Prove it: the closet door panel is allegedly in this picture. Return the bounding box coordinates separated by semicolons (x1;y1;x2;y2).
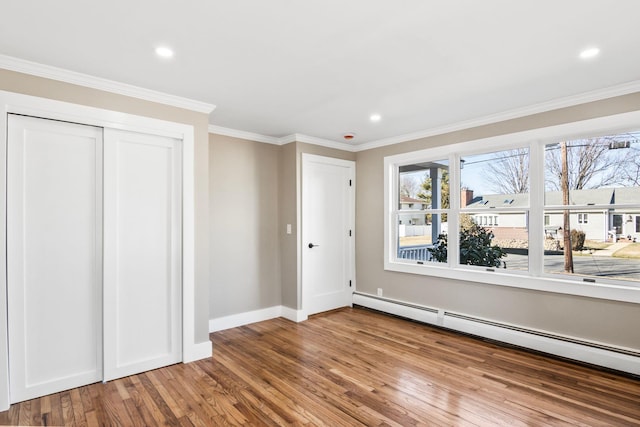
103;129;182;381
7;115;103;403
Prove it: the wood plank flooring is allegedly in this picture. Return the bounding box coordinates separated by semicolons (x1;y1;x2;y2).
1;307;639;426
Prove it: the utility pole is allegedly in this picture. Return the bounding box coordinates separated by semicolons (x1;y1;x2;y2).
561;141;574;273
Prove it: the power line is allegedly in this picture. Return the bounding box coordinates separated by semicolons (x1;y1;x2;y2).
463;138;640;167
463;150;529;167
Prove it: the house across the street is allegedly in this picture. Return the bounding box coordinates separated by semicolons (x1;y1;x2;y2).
399;196;427;225
463;187;640;242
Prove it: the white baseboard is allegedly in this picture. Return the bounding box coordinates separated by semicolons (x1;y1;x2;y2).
209;305;306;332
281;306;308;322
352;293;440;325
353;292;640;376
183;340;213;363
209;306;282;332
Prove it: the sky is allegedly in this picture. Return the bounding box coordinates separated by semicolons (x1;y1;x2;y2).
401;153;497;198
401;132;640;199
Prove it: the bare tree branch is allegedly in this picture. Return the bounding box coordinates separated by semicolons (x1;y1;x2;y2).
400;175;420;198
545;138;626;190
620;148;640;185
484;148;529;194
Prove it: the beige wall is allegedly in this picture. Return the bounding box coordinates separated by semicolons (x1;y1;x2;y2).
355;91;640;349
0;69;211;344
210;139;355;316
278;142;298;309
209;134;281;317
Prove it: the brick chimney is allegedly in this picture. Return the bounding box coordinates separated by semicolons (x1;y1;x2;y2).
461;187;474;208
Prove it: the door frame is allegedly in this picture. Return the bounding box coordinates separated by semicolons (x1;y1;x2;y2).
301;153;356;317
0;90;204;410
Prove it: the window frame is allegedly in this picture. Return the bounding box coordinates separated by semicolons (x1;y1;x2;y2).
578;213;588;224
384;110;640;304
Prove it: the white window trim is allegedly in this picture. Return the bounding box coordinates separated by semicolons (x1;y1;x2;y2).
384;109;640;305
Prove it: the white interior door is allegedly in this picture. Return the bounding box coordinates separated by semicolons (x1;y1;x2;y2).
103;129;182;381
7;115;103;403
302;154;355;316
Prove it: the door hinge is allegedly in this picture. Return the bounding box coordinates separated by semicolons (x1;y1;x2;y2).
349;280;352;287
349;229;352;237
349;179;352;187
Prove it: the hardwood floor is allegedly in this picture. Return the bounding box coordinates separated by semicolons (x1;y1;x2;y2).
1;306;639;426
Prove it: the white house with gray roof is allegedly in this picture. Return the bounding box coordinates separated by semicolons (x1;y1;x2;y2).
398;196;427;226
463;187;640;242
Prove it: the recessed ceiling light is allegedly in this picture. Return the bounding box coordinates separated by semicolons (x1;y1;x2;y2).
579;47;600;60
370;113;381;122
155;46;174;59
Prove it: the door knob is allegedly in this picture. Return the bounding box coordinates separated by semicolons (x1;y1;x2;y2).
308;243;319;248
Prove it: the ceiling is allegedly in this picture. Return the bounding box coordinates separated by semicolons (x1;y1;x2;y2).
2;1;640;146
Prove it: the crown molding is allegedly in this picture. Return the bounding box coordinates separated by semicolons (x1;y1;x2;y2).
208;125;281;144
208;126;356;152
354;79;640;152
0;54;216;114
292;133;356;152
277;134;297;145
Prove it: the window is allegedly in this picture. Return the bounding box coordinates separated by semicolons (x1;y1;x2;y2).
396;161;449;263
384;112;640;301
456;148;530;272
543;137;640;283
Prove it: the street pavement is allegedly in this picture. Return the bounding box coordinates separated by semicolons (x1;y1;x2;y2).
503;252;640;281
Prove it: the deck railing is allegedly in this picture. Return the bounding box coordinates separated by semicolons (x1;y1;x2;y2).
398;244;433;261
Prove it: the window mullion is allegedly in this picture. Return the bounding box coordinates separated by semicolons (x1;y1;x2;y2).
448;153;461;267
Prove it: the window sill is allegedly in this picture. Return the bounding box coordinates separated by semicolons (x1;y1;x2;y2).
384;260;640;304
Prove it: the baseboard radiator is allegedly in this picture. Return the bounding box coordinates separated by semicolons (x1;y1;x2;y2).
352;292;640;376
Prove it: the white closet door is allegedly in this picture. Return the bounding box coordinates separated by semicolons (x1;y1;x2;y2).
103;129;182;381
7;115;103;403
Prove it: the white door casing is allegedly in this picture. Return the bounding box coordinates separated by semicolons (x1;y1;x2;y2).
7;115;103;403
301;154;355;316
103;129;182;381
